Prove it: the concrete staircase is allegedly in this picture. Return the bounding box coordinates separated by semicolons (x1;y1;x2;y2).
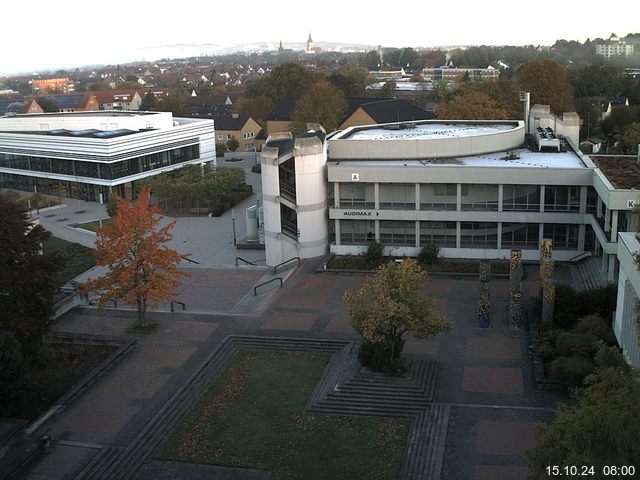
74;336;448;480
570;256;608;291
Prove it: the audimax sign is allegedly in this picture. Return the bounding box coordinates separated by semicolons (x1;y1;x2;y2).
341;210;379;217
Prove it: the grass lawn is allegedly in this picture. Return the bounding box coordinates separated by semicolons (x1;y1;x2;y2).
43;236;96;285
157;350;410;480
72;217;111;232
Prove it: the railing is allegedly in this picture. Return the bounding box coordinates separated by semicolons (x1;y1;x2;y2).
170;300;186;312
273;257;301;274
235;257;256;266
254;277;283;296
181;255;200;264
569;251;592;263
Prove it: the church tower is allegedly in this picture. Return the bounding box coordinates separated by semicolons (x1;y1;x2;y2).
306;32;314;53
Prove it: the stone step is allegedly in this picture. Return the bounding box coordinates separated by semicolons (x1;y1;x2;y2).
307;403;419;418
325;392;429;409
422;405;451;480
74;446;122;480
332;385;428;398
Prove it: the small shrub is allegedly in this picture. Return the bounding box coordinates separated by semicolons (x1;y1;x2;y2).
572;314;616;345
594;342;628;370
553;284;580;328
417;244;439;266
251;163;262;173
358;340;407;376
554;331;596;357
549;354;594;387
366;242;384;269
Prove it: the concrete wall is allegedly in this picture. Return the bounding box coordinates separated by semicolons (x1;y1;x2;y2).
615;232;640;368
330;121;525;159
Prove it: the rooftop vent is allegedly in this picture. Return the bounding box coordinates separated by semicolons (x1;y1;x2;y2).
504;150;520;160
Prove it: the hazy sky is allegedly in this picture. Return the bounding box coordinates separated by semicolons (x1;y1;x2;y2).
1;0;637;76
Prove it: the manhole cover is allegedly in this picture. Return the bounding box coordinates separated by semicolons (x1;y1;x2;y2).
56;217;69;222
73;210;87;214
44;214;56;218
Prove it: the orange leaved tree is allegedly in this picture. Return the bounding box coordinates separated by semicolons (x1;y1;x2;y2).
83;187;189;327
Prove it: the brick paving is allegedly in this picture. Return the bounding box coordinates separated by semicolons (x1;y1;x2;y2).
20;260;572;480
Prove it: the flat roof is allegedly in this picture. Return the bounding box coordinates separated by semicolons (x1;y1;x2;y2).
591;155;640;189
331;147;587;169
14;111;158;118
342;122;518;141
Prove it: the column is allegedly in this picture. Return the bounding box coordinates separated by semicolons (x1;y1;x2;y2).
456;183;462;211
579;185;588;214
604;207;611;232
578;224;586;251
415;183;420;211
374;183;380;209
611;210;619;240
497;223;503;251
334;183;340;208
498;184;504;212
539;185;545;213
335;219;341;246
597;196;603;219
456;221;461;249
415;221;420;248
375;220;380;242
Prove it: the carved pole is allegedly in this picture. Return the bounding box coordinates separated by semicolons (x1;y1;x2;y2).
542;278;556;325
509;249;523;329
539;238;554;290
478;261;491;328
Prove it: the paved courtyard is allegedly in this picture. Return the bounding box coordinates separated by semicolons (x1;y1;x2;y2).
10;182;571;480
19;258;570;480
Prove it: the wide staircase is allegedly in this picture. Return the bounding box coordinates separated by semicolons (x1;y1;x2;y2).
570;255;608;291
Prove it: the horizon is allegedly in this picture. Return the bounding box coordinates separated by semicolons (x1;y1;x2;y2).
1;0;638;77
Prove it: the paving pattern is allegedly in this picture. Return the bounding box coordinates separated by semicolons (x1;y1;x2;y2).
20;260;572;480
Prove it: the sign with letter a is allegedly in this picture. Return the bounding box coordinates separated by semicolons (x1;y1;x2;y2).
351;173;359;181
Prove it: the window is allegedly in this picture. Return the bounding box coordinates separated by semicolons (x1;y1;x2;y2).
339;183;374;208
420;221;456;247
217;134;223;140
379;183;415;209
544;186;580;212
340;220;374;245
501;223;539;248
502;185;540;211
460;222;498;248
379;221;415;246
461;185;498;211
543;224;578;249
421;184;456;210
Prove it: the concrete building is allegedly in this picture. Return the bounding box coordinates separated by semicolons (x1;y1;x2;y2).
419;66;500;82
0;111;215;202
596;34;634;60
259;103;640;290
613;232;640;368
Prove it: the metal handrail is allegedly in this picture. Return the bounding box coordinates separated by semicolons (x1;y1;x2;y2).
273;256;300;274
170;300;186;312
253;277;283;296
569;251;592;263
181;255;200;264
235;257;256;266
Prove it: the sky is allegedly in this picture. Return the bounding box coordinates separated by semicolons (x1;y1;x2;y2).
1;0;638;76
